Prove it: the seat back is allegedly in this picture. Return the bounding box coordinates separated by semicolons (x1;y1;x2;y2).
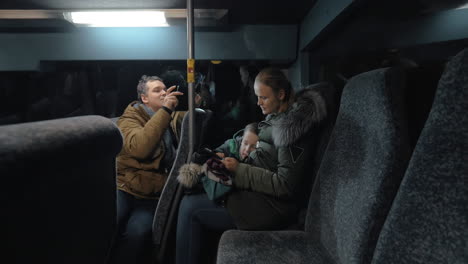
1;115;122;264
287;82;343;227
306;67;411;263
110;116;120;124
371;48;468;263
306;82;343;192
199;109;214;150
152;108;212;259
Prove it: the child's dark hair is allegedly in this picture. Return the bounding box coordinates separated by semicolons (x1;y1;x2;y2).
244;123;259;135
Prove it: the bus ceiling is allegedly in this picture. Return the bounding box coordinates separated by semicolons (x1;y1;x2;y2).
0;0;467;71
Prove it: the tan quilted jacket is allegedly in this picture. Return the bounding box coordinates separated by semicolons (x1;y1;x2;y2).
116;101;185;199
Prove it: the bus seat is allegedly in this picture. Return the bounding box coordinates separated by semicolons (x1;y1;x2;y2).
371;48;468;263
51;72;84;118
0;113;22;125
152;108;213;263
26;98;53;122
286;82;343;229
217;67;411;264
305;82;343;180
1;115;123;264
110;116;120;124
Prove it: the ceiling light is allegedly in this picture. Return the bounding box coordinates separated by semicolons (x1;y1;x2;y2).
64;11;168;27
456;3;468;9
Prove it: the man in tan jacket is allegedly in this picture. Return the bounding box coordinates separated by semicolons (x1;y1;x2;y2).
109;75;184;264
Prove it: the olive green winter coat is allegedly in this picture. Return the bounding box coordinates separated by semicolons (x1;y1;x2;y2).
226;88;327;230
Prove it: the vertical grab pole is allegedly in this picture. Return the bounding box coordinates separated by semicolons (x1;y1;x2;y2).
186;0;195;160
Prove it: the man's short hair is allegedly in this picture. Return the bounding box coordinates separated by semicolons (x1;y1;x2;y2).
137;75;163;102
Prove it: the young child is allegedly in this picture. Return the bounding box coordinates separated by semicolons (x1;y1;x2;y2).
215;123;259;161
178;122;274;190
215;122;277;172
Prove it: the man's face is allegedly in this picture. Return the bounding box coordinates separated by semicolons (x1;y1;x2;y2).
239;131;259;160
254;81;284;115
141;80;167;112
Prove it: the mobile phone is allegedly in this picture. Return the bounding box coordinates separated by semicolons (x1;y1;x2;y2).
202;148;222;159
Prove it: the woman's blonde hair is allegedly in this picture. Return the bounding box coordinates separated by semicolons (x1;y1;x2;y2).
255;68;292;102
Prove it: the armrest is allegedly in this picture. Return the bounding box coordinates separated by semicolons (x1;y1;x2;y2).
217;230;332;264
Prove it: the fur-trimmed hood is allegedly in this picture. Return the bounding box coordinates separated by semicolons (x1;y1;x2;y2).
177;163;203;188
271;88;327;147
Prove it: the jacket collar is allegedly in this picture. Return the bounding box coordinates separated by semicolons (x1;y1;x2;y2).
133;102;155;117
270;88;327;147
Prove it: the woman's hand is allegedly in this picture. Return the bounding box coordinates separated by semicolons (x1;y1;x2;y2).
222;157;239;172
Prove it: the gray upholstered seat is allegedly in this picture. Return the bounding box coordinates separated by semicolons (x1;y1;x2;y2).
217;67;411;264
1;115;123;264
371;48;468;264
152;108;212;263
288;82;343;228
110;116;120;124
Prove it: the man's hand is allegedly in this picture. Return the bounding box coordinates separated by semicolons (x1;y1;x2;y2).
222;157;239;172
216;152;225;159
195;93;202;107
163;86;184;111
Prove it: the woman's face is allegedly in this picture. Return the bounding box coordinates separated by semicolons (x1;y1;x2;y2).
254;81;284;115
239;131;259;160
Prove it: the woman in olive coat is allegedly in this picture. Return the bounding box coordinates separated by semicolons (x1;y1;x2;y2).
176;68;327;264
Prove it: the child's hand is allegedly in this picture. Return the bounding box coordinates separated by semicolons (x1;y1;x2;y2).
216;152;225;159
222;157;239;172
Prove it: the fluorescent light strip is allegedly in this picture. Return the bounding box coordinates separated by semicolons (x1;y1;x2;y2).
67;11;168;27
